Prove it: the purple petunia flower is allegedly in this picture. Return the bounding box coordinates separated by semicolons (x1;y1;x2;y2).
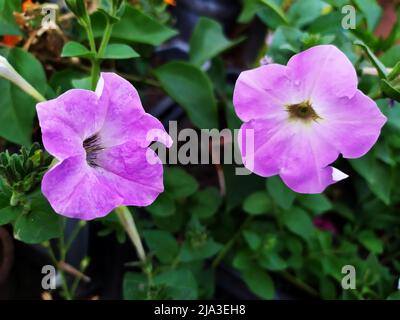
233;45;387;193
37;73;172;220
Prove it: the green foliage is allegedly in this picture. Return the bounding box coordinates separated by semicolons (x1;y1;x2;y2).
0;48;47;145
243;191;272;215
266;176;296;210
189;17;243;66
62;41;94;59
0;143;52;196
0;190;63;243
103;44;140;59
0;0;399;301
0;0;21;36
90;5;177;46
155;62;218;129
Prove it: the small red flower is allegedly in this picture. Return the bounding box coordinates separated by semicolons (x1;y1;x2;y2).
1;35;22;47
164;0;176;6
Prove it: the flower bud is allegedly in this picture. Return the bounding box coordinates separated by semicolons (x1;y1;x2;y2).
0;55;46;102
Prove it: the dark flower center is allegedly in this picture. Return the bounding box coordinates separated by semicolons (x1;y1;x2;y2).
286;100;321;122
83;134;104;167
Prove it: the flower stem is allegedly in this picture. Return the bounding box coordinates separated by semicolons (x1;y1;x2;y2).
85;22;97;54
46;240;72;300
115;206;146;262
90;59;100;91
97;20;113;59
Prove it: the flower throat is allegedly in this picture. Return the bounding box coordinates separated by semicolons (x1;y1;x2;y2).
286;100;321;122
83;134;104;167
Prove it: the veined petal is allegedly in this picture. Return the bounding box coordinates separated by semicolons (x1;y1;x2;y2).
281;165;348;194
239;119;292;177
287;45;358;104
96;72;172;148
315;90;387;158
97;141;165;207
278;126;345;193
41;155;123;220
36;89;105;160
233;64;291;122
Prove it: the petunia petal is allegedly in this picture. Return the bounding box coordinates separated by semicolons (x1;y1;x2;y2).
278;126;346;193
240;117;348;193
281;165;348;194
36;89;105;160
233;64;291;122
96;141;165;207
96;72;172;148
41;155;123;220
314;90;387;158
287;45;358;104
239;119;292;177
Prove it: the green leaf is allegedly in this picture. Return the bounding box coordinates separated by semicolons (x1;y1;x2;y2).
350;154;392;205
297;194;332;214
0;206;19;225
191;187;222;219
387;61;400;81
71;76;91;90
65;0;89;23
354;40;388;79
353;0;382;32
154;269;198;300
381;45;400;67
155;62;218;129
242;265;275;299
232;250;255;270
387;291;400;300
238;0;259;23
259;0;289;24
179;239;223;262
90;5;177;46
189;17;243;66
259;252;288;271
50;69;87;94
143;230;179;264
145;192;176;217
97;8;120;24
319;277;337;299
164;167;199;199
357;230;384;254
61;41;93;58
123;272;148;300
243;191;272;215
0;0;21;36
13;193;63;244
223;164;265;212
282;207;314;241
288;0;325;27
0;48;46;145
266;176;296;210
381;79;400;102
103;43;140;59
243;230;262;251
269;26;304;64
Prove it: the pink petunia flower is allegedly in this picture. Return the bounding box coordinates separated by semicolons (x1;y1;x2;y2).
36;73;172;220
233;45;386;193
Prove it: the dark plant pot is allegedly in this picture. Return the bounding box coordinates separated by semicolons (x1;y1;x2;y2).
174;0;241;41
0;227;14;298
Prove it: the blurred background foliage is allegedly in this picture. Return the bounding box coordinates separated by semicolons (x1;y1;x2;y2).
0;0;400;300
